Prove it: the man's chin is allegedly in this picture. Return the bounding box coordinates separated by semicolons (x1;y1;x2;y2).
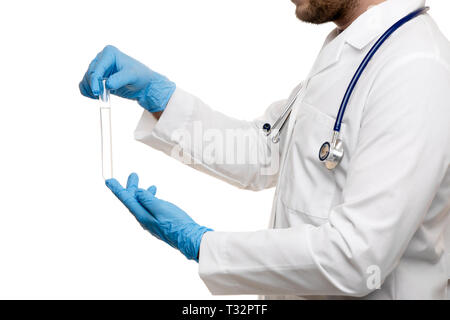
294;1;317;23
295;4;331;24
295;6;314;23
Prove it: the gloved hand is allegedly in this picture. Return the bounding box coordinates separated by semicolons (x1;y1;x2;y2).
106;173;212;261
79;45;176;112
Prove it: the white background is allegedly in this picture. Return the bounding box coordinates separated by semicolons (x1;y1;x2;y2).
0;0;448;299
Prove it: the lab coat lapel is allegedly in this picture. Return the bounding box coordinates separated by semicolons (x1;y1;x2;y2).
278;32;346;158
278;30;347;150
307;30;345;79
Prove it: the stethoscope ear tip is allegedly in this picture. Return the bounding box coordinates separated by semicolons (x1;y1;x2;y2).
262;123;271;135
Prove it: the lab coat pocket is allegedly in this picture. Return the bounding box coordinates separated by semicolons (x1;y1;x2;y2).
280;102;342;221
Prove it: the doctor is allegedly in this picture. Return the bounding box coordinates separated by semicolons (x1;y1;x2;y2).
80;0;450;299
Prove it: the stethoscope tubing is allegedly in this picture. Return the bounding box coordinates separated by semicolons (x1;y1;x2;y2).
264;83;304;136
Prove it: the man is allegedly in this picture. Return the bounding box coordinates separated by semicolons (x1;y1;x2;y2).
80;0;450;299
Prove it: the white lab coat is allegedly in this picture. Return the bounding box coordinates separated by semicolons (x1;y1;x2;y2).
134;0;450;299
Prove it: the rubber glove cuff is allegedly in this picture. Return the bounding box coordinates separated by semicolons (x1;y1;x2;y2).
179;226;213;262
138;77;176;113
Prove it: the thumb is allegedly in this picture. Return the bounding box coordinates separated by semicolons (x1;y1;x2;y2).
106;69;137;91
147;185;157;196
136;189;158;213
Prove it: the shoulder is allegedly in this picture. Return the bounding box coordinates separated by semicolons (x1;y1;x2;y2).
374;14;450;74
362;16;450;133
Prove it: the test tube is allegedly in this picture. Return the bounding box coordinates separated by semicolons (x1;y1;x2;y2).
99;79;113;180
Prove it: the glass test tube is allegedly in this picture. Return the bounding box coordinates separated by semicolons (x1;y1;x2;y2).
99;79;113;180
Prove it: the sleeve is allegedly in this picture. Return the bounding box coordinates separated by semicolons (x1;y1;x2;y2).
134;87;295;191
198;57;450;296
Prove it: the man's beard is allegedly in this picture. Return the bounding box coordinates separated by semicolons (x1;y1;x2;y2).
295;0;359;24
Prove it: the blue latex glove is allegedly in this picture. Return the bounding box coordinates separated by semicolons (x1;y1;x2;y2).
105;173;212;261
79;45;176;112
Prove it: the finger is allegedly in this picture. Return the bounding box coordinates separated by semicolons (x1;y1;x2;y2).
84;52;102;95
90;46;117;95
106;69;137;91
89;73;104;97
147;185;157;196
105;178;125;196
79;73;96;99
126;172;139;193
89;74;101;97
106;178;137;208
106;179;155;225
81;49;104;97
86;52;101;75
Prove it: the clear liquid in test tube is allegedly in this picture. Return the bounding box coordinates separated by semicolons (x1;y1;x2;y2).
99;79;113;180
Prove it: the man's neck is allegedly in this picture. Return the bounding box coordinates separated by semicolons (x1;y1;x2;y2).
335;0;386;30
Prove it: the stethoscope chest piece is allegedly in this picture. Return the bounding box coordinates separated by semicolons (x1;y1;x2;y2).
319;142;331;161
319;131;344;170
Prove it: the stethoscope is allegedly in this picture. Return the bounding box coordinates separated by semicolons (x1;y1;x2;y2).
262;6;429;170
